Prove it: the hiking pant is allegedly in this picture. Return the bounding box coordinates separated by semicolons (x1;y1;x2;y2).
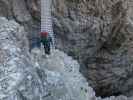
43;43;50;55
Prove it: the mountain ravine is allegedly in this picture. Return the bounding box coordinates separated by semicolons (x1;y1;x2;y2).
0;0;133;99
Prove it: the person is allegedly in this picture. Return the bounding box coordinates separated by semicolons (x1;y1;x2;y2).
40;32;52;55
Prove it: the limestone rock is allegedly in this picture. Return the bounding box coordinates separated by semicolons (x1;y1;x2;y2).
0;17;91;100
0;0;133;99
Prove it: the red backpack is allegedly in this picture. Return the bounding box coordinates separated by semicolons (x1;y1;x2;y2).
40;32;48;37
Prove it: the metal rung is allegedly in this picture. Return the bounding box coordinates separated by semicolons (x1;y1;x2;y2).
41;0;55;48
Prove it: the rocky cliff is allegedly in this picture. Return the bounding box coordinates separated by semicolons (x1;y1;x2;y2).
53;0;133;97
0;17;91;100
0;0;133;99
1;16;133;100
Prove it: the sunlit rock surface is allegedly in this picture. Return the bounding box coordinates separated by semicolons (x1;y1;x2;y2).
0;0;133;97
0;17;133;100
0;17;90;100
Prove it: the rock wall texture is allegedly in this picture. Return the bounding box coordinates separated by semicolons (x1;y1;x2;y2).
0;0;133;99
0;17;91;100
1;16;133;100
0;0;40;49
52;0;133;97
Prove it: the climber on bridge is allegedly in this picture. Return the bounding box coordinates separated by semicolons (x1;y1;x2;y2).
40;32;52;55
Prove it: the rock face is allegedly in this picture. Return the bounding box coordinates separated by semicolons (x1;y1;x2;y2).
0;17;29;99
0;0;133;98
0;0;40;49
1;16;133;100
0;17;92;100
52;0;133;97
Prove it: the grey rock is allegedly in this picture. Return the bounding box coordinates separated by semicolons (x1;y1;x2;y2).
52;0;133;97
12;0;32;22
0;17;91;100
0;0;133;99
